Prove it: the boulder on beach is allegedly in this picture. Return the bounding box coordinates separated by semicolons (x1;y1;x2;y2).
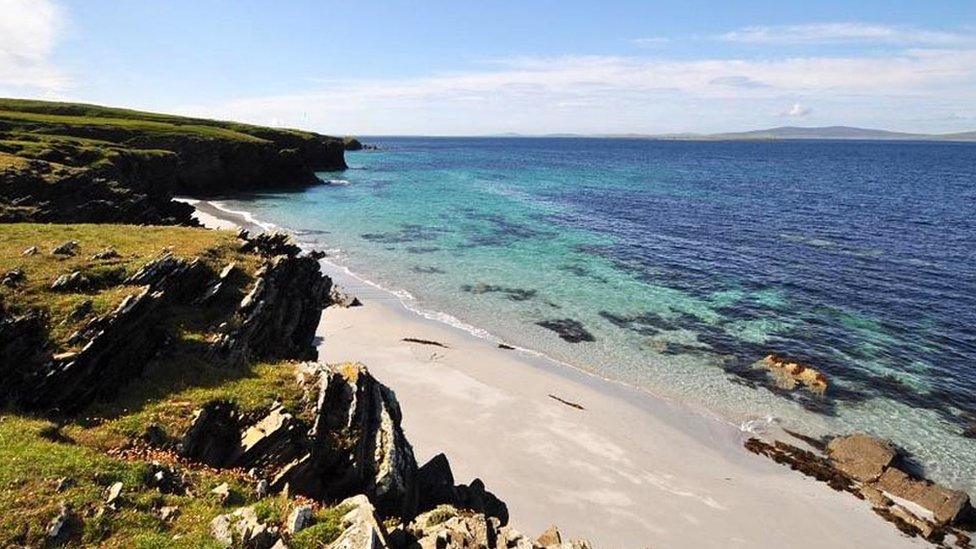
826;433;895;482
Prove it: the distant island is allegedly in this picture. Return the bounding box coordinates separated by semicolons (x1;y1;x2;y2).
494;126;976;142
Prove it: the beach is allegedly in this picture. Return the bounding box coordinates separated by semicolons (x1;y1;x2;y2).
190;199;927;548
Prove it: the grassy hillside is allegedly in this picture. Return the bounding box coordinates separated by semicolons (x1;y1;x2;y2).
0;99;347;225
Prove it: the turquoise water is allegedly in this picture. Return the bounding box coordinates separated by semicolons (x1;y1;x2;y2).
216;137;976;492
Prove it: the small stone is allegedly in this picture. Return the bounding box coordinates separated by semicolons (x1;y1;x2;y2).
91;248;120;260
159;506;179;522
255;479;269;499
47;502;72;544
211;482;232;505
52;240;80;256
105;482;123;507
51;271;90;292
1;268;25;287
55;477;75;492
286;504;313;534
22;245;39;256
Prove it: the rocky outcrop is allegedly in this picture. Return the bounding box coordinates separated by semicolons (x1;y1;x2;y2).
211;505;281;548
747;433;974;541
280;363;419;518
19;288;168;413
210;253;332;364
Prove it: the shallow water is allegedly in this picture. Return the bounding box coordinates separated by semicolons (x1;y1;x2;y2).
217;137;976;492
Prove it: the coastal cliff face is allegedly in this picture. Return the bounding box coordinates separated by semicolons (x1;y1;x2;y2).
0;99;347;225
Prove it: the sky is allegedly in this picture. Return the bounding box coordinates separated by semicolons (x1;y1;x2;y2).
1;0;975;135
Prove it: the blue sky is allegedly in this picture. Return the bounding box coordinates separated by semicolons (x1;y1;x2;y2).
2;0;975;135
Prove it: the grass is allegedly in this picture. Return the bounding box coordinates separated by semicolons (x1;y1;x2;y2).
0;98;319;144
0;223;260;348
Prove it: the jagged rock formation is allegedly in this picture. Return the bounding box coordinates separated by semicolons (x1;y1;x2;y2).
210;235;332;364
7;233;335;414
746;433;974;542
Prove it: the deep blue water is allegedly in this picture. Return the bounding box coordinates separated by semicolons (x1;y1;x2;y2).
218;137;976;490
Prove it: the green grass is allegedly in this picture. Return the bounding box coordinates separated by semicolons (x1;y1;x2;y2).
0;98;319;143
0;223;260;348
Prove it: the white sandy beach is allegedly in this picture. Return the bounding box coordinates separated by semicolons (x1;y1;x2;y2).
190;200;926;548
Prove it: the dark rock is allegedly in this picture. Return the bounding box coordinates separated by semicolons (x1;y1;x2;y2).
52;240;80;256
417;454;458;512
210;255;332;364
19;288;168;413
194;263;236;305
238;231;302;258
536;318;595;343
180;401;242;467
344;137;364;151
61;299;94;324
277;363;419;518
462;283;536;301
236;405;305;470
455;478;509;526
0;307;51;401
126;253;215;301
51;271;91;292
1;268;25;287
331;286;363;308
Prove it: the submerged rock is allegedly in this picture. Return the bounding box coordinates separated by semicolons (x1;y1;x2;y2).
536;318;595;343
759;354;828;395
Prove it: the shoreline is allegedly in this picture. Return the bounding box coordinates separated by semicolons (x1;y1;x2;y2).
187;198;926;548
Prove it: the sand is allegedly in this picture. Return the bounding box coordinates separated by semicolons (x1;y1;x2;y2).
192;199;926;548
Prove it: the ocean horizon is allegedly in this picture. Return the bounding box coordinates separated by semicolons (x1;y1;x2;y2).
213;136;976;494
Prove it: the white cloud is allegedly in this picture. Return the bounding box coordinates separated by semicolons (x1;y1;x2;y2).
0;0;68;94
717;23;974;46
175;48;976;134
783;103;811;117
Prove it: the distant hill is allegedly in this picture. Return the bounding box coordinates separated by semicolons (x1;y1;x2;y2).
667;126;976;142
488;126;976;141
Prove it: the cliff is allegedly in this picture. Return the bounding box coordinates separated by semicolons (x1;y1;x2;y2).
0;99;347;225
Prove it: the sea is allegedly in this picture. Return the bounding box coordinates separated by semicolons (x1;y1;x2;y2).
213;137;976;492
